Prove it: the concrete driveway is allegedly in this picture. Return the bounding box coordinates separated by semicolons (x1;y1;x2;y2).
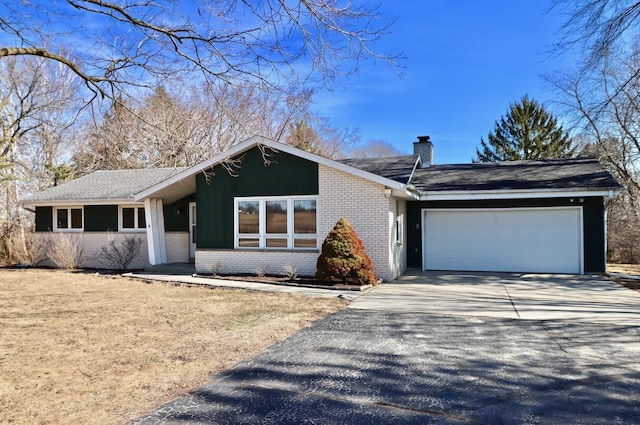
350;271;640;323
131;272;640;424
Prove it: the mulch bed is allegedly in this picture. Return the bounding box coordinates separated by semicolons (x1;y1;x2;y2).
202;273;374;291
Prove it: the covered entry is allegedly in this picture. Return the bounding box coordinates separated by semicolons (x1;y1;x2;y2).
422;207;583;274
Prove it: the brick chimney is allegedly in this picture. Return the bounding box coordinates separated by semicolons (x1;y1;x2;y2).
413;135;433;168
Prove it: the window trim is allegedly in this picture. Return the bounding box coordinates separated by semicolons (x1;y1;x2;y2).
118;205;147;232
395;200;403;246
53;206;84;232
395;216;403;245
234;195;318;250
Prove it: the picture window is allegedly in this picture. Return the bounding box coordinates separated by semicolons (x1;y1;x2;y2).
235;197;317;249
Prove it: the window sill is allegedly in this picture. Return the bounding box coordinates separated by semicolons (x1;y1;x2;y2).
232;247;320;254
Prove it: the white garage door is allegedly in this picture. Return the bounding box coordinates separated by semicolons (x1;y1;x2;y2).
423;207;583;274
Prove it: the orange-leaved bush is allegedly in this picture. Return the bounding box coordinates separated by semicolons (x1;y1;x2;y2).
316;218;377;286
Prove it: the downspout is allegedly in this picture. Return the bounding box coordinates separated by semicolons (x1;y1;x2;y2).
604;190;615;271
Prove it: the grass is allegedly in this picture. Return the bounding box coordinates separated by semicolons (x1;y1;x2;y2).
607;263;640;276
0;269;347;424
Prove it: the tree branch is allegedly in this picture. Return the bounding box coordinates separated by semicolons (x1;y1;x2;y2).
0;47;108;97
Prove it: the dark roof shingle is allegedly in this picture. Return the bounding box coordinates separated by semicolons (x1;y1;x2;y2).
338;155;419;185
409;158;621;192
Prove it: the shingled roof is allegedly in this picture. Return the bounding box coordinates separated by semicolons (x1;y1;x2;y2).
23;168;187;203
409;158;621;192
337;154;419;185
23;142;621;206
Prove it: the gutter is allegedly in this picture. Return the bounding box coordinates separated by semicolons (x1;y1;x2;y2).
21;198;142;207
418;188;620;201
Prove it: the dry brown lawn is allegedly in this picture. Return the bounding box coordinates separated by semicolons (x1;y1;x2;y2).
0;270;347;424
607;263;640;276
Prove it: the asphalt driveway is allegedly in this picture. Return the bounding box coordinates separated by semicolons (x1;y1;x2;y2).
131;273;640;424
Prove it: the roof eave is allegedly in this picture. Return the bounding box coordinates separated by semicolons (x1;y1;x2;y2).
418;188;620;201
391;186;420;200
21;198;141;207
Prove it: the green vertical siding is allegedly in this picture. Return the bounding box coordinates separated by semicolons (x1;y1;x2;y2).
197;147;319;248
406;203;422;268
582;198;605;273
163;194;195;232
35;206;53;232
407;197;607;273
84;205;118;231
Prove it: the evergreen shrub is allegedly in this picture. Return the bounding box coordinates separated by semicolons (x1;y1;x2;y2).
316;218;377;286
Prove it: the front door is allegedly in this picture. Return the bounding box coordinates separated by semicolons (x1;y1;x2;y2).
189;202;196;259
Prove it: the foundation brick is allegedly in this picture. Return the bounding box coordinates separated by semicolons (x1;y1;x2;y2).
196;249;318;276
165;232;189;263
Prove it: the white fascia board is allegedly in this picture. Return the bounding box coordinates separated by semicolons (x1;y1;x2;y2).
420;188;619;201
391;188;420;200
133;137;262;201
134;136;408;201
22;198;141;207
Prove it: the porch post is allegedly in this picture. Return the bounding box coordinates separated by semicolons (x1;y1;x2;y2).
144;198;167;265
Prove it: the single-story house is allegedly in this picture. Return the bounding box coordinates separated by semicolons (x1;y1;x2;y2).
22;136;621;280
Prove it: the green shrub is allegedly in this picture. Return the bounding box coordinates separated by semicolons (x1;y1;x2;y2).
316;218;377;285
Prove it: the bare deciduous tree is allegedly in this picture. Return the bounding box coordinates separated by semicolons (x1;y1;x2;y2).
554;0;640;111
552;1;640;262
348;139;403;158
1;58;82;189
0;0;399;100
0;57;83;263
552;52;640;201
551;47;640;262
74;82;358;172
554;0;640;65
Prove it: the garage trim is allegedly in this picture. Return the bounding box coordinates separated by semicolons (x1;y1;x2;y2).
421;206;584;274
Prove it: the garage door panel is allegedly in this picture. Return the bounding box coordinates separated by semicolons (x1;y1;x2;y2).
424;208;582;274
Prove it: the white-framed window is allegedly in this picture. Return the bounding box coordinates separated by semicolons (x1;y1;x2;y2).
396;216;403;245
119;205;146;231
235;196;318;249
395;200;403;246
54;206;83;231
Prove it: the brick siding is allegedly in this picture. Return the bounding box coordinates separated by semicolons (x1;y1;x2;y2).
165;232;189;263
196;249;318;276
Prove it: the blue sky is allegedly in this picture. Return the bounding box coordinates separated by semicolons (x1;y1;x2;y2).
313;0;578;164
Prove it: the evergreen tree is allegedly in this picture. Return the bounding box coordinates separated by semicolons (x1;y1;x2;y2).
474;95;575;162
316;218;377;286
